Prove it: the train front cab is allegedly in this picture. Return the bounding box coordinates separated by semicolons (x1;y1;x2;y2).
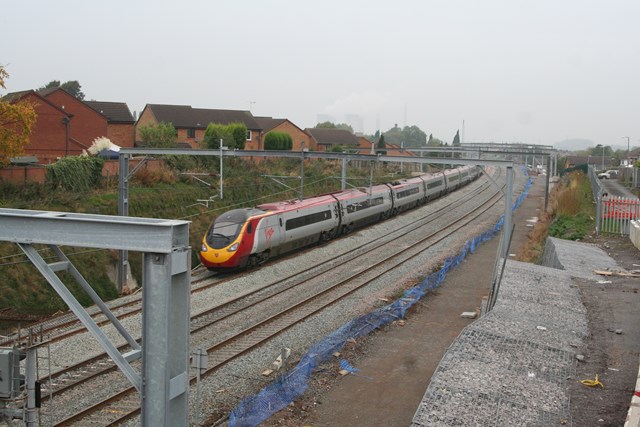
200;208;263;270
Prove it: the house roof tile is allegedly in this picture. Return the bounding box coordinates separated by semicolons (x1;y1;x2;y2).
305;128;359;146
1;90;33;102
84;101;134;123
255;117;287;133
146;104;261;130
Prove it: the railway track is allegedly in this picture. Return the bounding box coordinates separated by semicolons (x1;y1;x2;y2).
49;171;507;425
1;269;226;348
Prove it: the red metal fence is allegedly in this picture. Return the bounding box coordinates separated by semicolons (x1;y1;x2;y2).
601;196;640;235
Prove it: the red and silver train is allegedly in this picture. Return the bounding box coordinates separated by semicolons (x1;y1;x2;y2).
199;165;480;271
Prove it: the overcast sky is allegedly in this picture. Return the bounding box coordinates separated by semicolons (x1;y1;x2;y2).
2;0;639;148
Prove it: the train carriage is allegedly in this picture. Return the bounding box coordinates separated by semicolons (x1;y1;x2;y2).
386;179;425;214
199;165;481;271
333;186;393;233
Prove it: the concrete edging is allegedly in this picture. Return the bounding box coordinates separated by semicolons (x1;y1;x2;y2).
630;220;640;250
624;354;640;427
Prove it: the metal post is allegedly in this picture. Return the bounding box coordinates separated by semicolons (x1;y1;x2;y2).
341;158;347;191
26;347;36;427
193;348;207;426
117;153;130;293
300;142;305;201
219;139;224;200
369;157;374;197
501;166;514;258
141;247;190;427
545;156;551;211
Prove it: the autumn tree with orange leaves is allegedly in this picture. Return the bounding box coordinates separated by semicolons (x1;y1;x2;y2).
0;65;37;166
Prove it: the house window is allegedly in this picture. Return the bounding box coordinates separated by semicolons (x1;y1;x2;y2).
246;130;252;141
187;128;196;138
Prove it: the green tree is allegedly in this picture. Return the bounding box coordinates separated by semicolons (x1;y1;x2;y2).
315;121;354;133
452;130;460;146
138;122;177;148
203;123;233;149
61;81;84;100
589;144;613;157
42;80;61;89
227;122;248;149
382;125;403;145
377;133;387;155
264;131;293;150
401;125;427;148
377;124;427;148
203;123;247;149
39;80;85;100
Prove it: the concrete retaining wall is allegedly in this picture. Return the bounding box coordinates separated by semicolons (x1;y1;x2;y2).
630;220;640;250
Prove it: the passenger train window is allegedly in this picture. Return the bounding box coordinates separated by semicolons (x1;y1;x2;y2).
285;210;332;231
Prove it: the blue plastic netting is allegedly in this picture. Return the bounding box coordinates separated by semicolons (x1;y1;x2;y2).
229;174;533;427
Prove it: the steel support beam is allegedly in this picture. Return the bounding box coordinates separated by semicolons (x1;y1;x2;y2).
545;155;551;210
118;147;515;168
142;247;190;427
341;158;347;191
0;209;191;427
118;154;130;293
502;166;514;258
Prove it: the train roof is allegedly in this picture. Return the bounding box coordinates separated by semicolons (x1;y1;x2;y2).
331;187;386;200
257;194;338;212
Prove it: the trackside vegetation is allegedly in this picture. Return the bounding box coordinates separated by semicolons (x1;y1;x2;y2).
517;171;596;263
0;156;413;319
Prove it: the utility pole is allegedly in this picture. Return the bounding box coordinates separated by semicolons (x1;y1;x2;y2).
219;139;224;199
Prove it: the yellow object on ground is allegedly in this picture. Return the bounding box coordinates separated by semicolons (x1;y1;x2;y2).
581;374;604;388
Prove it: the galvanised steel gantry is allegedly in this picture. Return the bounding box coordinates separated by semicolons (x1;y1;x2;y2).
0;210;191;427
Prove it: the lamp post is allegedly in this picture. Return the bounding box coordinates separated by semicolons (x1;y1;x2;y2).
622;136;630;165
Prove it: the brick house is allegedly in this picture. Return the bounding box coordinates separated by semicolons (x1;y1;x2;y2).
305;128;360;152
40;88;135;150
254;117;314;151
2;90;72;163
2;88;135;163
136;104;262;149
84;101;135;148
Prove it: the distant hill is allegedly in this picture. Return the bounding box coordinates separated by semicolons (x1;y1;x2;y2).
554;138;595;151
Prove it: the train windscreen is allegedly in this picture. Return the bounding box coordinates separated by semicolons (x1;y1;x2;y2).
207;209;262;249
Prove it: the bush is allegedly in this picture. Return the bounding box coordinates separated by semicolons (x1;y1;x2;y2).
264;131;293;150
228;122;248;150
46;156;104;191
204;123;248;150
138;122;177;148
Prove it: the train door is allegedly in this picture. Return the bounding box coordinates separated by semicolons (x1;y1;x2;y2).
256;214;283;254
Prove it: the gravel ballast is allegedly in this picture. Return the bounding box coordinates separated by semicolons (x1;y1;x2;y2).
411;237;619;426
30;169;527;425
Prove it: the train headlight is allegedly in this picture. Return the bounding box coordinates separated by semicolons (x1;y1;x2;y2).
201;244;207;252
228;242;239;252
